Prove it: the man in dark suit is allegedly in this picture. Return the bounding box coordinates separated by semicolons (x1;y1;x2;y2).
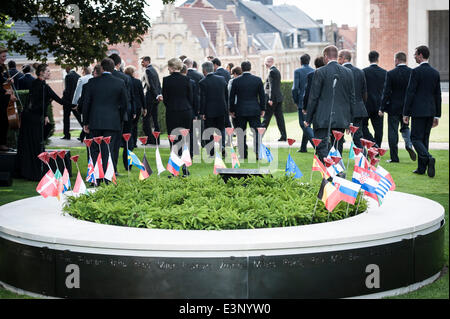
338;50;368;150
141;56;162;144
229;61;265;159
212;58;231;84
61;66;81;140
292;54;315;152
304;45;356;163
363;51;386;148
212;57;232;134
403;46;441;178
18;64;35;90
109;53;136;171
303;56;325;112
199;61;228;157
7;60;24;89
261;56;287;142
125;66;146;153
380;52;416;163
184;57;205;151
82;58;128;176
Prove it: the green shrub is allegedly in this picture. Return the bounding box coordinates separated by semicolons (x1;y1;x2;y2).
63;175;367;230
281;80;297;113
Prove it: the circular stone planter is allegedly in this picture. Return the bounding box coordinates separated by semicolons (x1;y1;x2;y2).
0;191;445;299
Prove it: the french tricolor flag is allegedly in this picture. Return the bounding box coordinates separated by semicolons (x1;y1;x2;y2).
167;151;184;176
333;176;361;205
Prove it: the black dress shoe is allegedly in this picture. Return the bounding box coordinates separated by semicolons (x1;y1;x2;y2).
60;136;71;140
278;137;287;142
406;146;417;162
297;149;307;153
413;170;425;175
427;157;436;178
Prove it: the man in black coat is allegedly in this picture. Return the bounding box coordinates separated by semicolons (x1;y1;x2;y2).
304;45;356;163
212;57;232;137
141;56;162;144
363;51;386;148
82;58;128;175
7;60;24;89
403;46;442;178
380;52;416;163
229;61;265;159
125;66;146;153
109;53;136;171
338;50;368;150
212;58;231;84
18;65;35;91
198;61;228;157
261;56;287;142
184;57;205;151
61;67;81;140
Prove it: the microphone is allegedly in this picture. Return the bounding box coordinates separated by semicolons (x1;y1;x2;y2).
333;74;339;88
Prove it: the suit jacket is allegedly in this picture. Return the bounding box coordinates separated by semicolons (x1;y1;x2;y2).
112;69;135;118
303;71;315;111
344;63;368;119
186;68;204;116
265;66;283;103
363;64;387;115
62;70;80;106
229;72;266;117
162;72;193;113
403;63;442;118
82;73;127;131
306;61;356;129
143;64;162;106
214;67;231;84
292;65;314;109
18;73;35;91
199;73;228;118
130;77;145;112
380;65;412;116
7;68;24;90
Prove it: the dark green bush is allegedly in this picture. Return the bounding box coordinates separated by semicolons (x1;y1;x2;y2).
63;176;367;230
280;80;297;113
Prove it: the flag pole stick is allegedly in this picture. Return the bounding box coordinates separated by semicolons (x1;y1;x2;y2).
310;145;315;183
356;190;363;214
98;143;105;185
345;202;350;218
346;134;353;174
126;140;130;182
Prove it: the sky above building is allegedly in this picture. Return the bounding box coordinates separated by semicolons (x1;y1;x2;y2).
145;0;360;26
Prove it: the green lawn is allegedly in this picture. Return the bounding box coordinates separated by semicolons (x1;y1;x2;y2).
0;146;448;299
266;104;449;144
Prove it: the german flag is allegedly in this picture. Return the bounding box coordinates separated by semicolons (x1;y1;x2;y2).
317;178;342;212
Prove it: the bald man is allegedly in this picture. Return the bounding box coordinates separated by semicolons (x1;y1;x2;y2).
261;56;287;142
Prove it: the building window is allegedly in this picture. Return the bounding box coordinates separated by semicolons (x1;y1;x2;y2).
158;43;165;59
175;42;182;57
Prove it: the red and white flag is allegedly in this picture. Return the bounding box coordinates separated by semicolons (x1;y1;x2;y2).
104;153;116;184
36;170;59;198
73;171;88;196
94;153;104;179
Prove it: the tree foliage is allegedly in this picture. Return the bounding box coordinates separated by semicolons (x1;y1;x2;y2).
1;0;174;66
